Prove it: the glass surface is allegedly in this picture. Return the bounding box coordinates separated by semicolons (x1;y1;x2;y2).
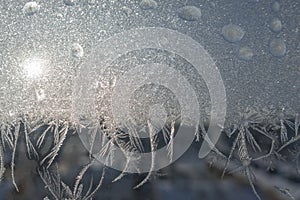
0;1;299;199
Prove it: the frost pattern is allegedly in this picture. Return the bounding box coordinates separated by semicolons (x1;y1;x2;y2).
0;106;299;199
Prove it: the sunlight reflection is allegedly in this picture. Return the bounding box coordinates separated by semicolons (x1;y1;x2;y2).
22;58;46;79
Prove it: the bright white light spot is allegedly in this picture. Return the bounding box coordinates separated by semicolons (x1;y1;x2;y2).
22;58;46;79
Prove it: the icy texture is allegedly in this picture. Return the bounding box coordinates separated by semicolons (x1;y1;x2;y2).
0;1;299;199
0;0;298;127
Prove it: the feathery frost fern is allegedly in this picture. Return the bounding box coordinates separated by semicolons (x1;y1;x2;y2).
0;106;299;199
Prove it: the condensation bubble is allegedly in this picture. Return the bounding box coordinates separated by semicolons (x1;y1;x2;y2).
221;24;245;43
71;43;84;58
270;18;282;32
23;1;40;15
64;0;76;6
178;6;201;21
139;0;158;10
271;1;281;12
269;38;287;57
238;46;254;61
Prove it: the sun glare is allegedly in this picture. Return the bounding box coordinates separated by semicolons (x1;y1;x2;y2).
22;58;46;79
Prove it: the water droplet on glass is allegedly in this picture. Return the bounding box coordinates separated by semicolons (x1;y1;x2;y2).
271;1;281;12
270;18;282;33
178;6;201;21
140;0;158;10
269;38;287;57
71;43;84;59
238;47;254;61
221;24;245;43
23;1;40;15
